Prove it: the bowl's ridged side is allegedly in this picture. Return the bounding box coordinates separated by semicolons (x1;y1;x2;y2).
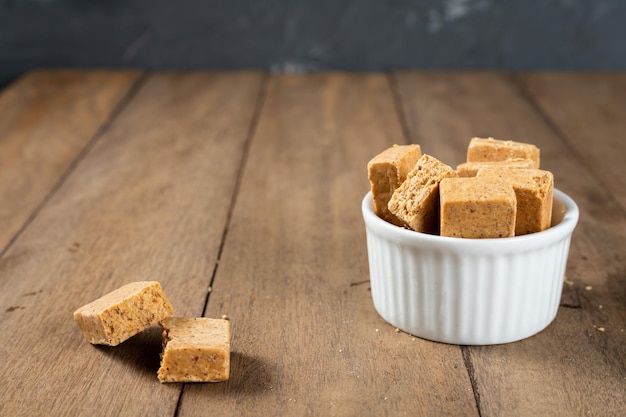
365;227;573;345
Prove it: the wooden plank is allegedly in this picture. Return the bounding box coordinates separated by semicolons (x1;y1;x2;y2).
518;72;626;210
0;72;264;417
178;74;478;416
0;70;141;250
394;72;626;417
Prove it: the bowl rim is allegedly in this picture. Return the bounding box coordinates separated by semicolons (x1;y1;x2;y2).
362;188;579;253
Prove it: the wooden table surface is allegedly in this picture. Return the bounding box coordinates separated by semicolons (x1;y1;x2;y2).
0;70;624;417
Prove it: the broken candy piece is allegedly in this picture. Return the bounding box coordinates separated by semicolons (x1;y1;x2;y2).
439;177;517;238
388;154;457;234
467;137;540;168
73;281;174;346
157;317;231;383
367;144;422;226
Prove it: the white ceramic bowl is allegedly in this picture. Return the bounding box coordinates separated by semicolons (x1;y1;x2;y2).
362;189;579;345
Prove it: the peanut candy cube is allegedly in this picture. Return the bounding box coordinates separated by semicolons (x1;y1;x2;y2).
367;144;422;226
467;137;540;168
157;317;231;383
73;281;174;346
457;159;536;177
477;168;554;235
388;154;457;234
440;177;517;238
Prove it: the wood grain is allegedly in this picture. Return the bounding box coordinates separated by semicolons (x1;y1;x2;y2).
0;70;141;250
394;72;626;417
2;70;624;417
519;73;626;210
177;74;478;417
0;72;263;417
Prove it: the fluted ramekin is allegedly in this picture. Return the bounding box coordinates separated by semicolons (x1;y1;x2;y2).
362;189;579;345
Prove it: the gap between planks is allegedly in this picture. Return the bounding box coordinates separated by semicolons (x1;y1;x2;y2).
172;73;271;417
390;71;488;416
509;72;626;216
0;72;149;260
199;72;270;319
387;72;413;146
462;346;483;417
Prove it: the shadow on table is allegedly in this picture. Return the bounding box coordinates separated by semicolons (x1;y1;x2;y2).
94;328;277;395
226;351;277;395
95;325;163;375
177;351;279;397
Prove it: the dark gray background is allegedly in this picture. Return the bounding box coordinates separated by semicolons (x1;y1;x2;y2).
1;0;625;86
